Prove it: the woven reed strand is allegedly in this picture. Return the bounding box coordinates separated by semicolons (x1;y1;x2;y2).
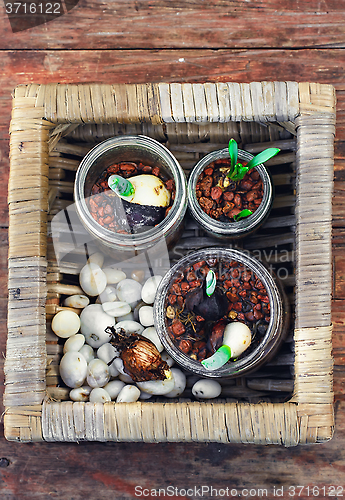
5;82;335;445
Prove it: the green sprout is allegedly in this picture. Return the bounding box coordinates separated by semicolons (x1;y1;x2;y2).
227;139;280;182
233;209;253;221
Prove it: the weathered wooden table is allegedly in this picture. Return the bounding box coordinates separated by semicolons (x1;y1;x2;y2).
0;1;345;498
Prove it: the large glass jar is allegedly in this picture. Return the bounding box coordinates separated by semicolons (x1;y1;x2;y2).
153;247;290;379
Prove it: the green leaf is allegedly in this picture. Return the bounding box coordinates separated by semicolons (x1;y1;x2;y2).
228;139;238;169
233;209;253;222
227;163;249;181
245;148;280;170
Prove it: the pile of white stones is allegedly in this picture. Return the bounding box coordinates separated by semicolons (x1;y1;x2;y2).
51;252;223;403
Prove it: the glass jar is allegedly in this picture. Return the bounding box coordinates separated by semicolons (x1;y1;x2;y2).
74;135;187;257
153;247;290;379
187;148;273;239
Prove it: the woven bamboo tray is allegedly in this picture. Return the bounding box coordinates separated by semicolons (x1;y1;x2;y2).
4;82;335;446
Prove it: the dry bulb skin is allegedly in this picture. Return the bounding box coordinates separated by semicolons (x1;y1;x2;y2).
106;326;171;382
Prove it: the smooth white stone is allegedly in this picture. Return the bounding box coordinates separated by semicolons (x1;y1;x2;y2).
133;301;145;322
119;373;134;384
97;286;117;304
103;380;126;400
69;386;92;402
161;351;175;367
80;304;115;348
64;294;89;309
138;306;154;327
165;368;186;398
103;267;126;285
192;379;222;399
136;371;175;395
116;384;141;403
113;357;126;375
51;310;81;339
59;351;87;388
116;279;142;307
97;343;119;364
139;391;153;400
130;175;170;207
79;263;107;297
102;301;131;317
223;321;252;358
114;320;144;336
87;252;104;268
89;387;111;403
109;362;120;378
131;269;145;283
79;344;95;363
63;334;85;353
116;311;134;322
141;327;163;352
86;358;110;388
141;275;162;304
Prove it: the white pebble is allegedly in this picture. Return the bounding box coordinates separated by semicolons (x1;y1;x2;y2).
192;379;222;399
87;358;110;388
97;343;119;364
97;286;117;304
64;294;89;309
141;327;163;352
161;351;175;367
136;371;175;395
89;387;111;403
139;391;152;400
165;368;186;398
102;301;131;317
79;263;107;297
119;373;134;384
103;267;126;284
113;357;126;375
133;301;145;322
116;385;141;403
80;304;115;348
69;386;92;402
87;252;104;268
103;380;125;400
63;334;85;353
116;311;134;322
109;361;120;378
141;275;162;304
52;310;81;338
79;344;95;363
138;306;154;327
59;351;87;388
116;279;142;307
114;320;144;336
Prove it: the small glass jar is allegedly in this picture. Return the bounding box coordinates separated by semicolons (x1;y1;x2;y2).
153;247;290;379
188;148;273;239
74;135;187;256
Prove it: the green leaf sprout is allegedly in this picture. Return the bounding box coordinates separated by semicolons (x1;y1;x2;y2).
227;139;280;182
233;209;253;222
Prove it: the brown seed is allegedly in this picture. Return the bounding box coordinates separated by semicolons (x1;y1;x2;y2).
211;186;223;202
171;320;186;337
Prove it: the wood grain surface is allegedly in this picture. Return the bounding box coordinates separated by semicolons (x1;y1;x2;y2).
1;1;345;498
